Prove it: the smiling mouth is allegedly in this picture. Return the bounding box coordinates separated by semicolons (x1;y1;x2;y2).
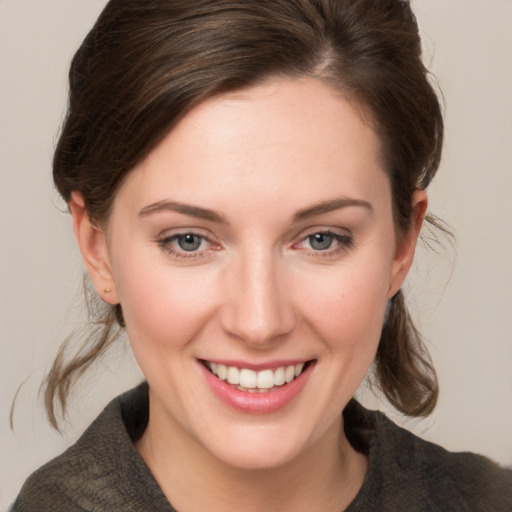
202;360;313;393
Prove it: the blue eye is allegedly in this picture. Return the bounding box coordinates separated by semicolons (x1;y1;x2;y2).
158;232;210;258
176;233;203;252
308;233;335;251
297;230;353;256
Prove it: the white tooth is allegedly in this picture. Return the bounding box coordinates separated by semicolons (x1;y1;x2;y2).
257;369;275;389
285;365;295;383
211;362;218;374
239;369;257;388
274;367;286;386
294;363;304;377
217;364;228;381
227;366;240;385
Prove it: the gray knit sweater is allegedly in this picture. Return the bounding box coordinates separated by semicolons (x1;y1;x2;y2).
11;383;512;511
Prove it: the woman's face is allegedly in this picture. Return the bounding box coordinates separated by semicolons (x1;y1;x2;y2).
90;78;420;469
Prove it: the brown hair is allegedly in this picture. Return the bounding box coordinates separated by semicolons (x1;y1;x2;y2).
46;0;444;428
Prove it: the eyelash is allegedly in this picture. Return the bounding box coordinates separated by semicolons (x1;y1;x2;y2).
157;232;215;260
157;230;353;260
294;230;353;257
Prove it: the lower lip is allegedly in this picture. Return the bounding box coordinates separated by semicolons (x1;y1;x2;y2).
199;361;315;414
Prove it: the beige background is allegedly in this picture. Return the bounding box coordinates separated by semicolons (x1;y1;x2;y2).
1;0;511;508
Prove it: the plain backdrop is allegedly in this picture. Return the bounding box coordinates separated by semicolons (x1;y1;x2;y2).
1;0;511;508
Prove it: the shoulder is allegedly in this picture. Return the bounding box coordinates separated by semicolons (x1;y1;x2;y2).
415;439;511;510
400;427;511;510
345;401;512;511
10;383;173;512
11;403;118;511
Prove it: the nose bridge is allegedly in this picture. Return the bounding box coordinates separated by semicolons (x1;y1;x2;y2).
221;244;295;345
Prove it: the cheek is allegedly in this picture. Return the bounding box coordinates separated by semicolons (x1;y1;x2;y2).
113;248;219;352
294;258;391;352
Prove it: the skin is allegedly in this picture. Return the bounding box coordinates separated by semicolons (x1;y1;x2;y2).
70;77;426;511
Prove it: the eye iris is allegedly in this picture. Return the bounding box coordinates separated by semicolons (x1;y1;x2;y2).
310;233;333;251
178;234;202;251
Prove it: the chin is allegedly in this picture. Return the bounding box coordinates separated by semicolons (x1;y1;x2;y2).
194;416;325;472
207;436;305;471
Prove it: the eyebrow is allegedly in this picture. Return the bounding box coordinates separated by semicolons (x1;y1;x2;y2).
138;200;228;224
292;198;373;222
138;197;372;224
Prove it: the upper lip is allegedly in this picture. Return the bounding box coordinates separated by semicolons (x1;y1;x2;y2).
199;358;315;371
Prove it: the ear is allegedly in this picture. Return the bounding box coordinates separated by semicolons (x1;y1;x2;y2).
387;189;428;299
69;191;119;304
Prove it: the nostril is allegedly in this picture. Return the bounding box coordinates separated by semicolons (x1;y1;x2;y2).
219;271;296;345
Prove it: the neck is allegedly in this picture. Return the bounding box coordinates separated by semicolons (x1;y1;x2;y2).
136;397;366;512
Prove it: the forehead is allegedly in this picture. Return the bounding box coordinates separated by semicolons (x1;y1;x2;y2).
114;77;388;217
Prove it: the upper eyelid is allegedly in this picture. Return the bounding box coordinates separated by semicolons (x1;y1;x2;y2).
160;231;209;241
157;228;215;243
305;227;351;237
290;225;352;243
297;231;352;245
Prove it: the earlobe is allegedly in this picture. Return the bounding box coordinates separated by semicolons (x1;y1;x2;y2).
69;192;119;304
387;190;428;299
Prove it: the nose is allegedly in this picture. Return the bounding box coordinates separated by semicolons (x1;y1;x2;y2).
219;248;296;347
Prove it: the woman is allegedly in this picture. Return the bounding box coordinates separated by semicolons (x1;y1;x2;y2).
11;0;511;510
